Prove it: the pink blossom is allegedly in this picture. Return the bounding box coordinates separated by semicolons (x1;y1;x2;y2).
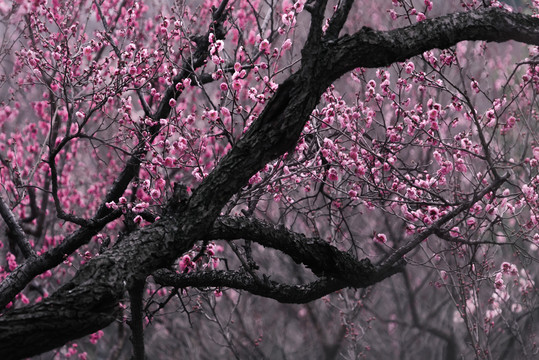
449;227;460;237
82;46;92;58
211;55;221;65
282;39;292;50
249;172;262;185
89;330;104;345
427;206;440;220
471;79;480;93
293;0;305;12
259;39;270;53
327;168;339;181
105;201;118;210
322;18;330;32
70;123;79;134
440;270;448;280
132;202;149;213
501;262;518;275
522;184;535;200
506;115;516;127
220;107;231;124
164;157;174;167
206;110;219;122
6;252;17;271
20;293;29;304
356;165;366;176
374;233;388;244
533;147;539;160
179;254;195;272
455;158;467;173
282;12;296;26
405;61;415;74
511;303;523;313
150;188;161;199
232;79;242;91
485;204;496;215
214;40;224;53
494;273;505;290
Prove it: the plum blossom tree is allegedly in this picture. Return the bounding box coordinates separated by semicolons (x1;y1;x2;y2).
0;0;539;358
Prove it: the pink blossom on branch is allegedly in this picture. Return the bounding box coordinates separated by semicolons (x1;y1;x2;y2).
374;233;388;244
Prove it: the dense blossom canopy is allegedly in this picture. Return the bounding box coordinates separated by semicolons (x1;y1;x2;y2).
1;0;539;358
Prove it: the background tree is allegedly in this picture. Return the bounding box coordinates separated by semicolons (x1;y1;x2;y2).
0;0;539;359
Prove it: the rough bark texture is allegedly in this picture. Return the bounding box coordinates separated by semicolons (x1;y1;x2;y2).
326;7;539;76
153;269;346;304
0;7;538;359
210;216;383;286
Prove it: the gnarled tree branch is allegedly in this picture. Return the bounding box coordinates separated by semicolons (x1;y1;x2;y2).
210;216;388;287
153;269;344;304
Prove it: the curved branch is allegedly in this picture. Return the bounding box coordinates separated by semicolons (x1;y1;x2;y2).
325;7;539;79
152;269;344;304
210;216;388;287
